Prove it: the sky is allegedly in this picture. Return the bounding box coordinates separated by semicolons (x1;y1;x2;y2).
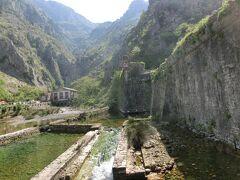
51;0;148;23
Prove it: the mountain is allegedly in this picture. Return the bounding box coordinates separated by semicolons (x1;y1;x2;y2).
0;0;148;90
68;0;148;83
77;0;149;79
33;0;97;50
108;0;223;72
0;0;76;88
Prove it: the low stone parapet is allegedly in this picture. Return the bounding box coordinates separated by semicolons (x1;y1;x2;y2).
113;128;128;180
31;130;99;180
0;127;40;145
56;132;99;179
113;122;175;180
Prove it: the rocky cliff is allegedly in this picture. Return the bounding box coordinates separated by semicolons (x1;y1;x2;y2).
0;0;148;90
152;0;240;148
0;0;76;88
33;0;97;51
108;0;223;73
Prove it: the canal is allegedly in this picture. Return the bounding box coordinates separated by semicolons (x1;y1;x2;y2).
0;117;240;180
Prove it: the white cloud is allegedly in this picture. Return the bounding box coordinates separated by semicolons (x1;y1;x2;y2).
50;0;147;23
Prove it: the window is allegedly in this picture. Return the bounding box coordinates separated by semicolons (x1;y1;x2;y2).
60;92;64;99
65;92;69;99
54;93;58;100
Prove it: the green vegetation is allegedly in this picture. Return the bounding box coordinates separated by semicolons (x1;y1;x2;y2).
0;79;13;101
13;86;44;101
0;72;44;102
0;133;80;180
21;107;60;120
0;104;60;119
218;0;231;19
125;120;154;150
71;76;108;108
174;23;194;37
108;71;124;114
173;16;210;55
130;46;141;57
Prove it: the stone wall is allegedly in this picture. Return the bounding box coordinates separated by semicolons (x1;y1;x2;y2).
152;1;240;148
113;128;128;180
0;127;40;145
113;121;174;179
31;131;98;180
120;62;152;115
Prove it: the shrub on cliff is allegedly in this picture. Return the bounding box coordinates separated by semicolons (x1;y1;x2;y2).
125;120;154;150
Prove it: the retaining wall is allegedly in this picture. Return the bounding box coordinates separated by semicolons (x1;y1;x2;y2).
31;131;99;180
0;127;40;145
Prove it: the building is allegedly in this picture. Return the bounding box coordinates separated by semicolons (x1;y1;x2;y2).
50;87;78;106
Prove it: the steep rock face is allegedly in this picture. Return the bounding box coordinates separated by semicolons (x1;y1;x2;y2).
110;0;223;71
33;0;97;50
152;0;240;148
0;0;76;88
76;0;148;81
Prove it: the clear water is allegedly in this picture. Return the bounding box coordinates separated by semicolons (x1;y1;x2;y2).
75;129;120;180
0;133;80;180
157;125;240;180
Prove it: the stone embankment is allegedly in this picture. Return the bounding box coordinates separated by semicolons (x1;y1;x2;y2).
0;127;40;145
143;132;174;178
31;130;99;180
113;123;174;179
113;128;128;179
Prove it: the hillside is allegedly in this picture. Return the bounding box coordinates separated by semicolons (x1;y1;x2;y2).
33;0;97;50
0;0;77;88
0;0;147;92
74;0;149;79
108;0;223;73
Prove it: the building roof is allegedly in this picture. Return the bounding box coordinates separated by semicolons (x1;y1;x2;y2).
62;87;78;92
52;87;78;92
